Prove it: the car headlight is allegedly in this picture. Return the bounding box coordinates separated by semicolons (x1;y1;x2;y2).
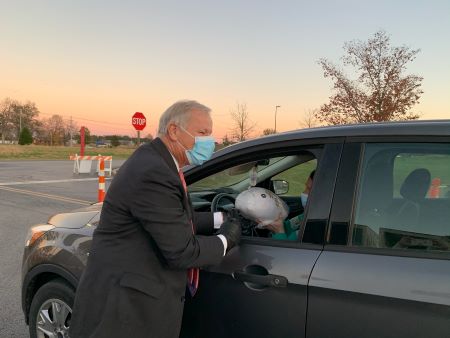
25;225;55;247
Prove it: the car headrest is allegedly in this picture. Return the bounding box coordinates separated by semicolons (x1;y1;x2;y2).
400;168;431;202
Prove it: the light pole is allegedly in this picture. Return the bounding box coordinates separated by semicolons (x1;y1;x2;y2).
274;105;281;133
19;107;22;132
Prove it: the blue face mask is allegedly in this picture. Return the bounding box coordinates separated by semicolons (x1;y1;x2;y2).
300;193;308;207
178;126;215;165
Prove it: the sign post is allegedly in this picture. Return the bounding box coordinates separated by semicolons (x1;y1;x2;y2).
80;126;85;156
132;112;146;146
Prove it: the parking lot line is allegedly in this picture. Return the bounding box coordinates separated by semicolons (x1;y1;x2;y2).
0;186;92;205
0;178;111;186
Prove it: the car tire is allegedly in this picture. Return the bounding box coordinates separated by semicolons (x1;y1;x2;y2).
28;279;75;338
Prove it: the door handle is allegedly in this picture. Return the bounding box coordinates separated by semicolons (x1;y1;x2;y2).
232;270;288;288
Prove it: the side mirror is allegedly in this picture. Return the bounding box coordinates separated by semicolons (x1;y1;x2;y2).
272;180;289;195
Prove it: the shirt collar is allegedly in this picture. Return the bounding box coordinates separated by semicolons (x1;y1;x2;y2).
170;153;180;172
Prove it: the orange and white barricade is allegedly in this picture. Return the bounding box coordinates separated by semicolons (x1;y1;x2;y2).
70;154;113;176
70;154;93;174
95;155;113;176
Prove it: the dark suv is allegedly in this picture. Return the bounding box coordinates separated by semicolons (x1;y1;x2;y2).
22;121;450;338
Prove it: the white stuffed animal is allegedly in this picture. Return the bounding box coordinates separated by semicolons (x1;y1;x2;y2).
235;187;288;228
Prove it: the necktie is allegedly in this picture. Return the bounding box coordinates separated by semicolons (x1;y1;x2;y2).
178;169;199;296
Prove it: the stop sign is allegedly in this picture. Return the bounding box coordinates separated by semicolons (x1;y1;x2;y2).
132;112;146;131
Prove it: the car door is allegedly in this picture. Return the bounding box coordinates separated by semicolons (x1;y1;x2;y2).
307;139;450;338
180;140;343;338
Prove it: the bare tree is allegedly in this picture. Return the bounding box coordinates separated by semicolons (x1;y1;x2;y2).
65;117;79;146
299;109;319;128
316;31;423;125
0;98;14;143
221;134;233;146
0;99;40;142
229;102;256;142
10;101;40;140
44;115;65;146
262;128;276;136
31;120;47;144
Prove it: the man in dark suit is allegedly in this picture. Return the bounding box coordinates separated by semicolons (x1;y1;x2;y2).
69;100;241;338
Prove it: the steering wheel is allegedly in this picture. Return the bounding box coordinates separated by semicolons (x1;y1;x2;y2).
211;193;261;237
210;193;236;212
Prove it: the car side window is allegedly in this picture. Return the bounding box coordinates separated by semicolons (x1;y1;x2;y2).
188;150;321;243
352;143;450;253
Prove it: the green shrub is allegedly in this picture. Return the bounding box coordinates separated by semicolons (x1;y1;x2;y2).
19;127;33;145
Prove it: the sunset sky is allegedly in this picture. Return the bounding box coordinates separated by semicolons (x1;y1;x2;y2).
1;0;449;139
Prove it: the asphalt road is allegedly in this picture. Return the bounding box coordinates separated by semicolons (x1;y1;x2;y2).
0;160;125;337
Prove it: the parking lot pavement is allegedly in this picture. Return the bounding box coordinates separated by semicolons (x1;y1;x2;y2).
0;189;77;337
0;160;124;337
0;159;125;184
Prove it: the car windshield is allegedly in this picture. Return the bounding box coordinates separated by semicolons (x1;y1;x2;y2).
189;157;285;192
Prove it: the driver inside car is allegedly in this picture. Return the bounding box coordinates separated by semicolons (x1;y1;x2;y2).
267;170;315;240
235;169;313;241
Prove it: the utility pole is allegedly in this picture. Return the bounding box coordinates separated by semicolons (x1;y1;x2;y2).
69;116;73;146
274;105;280;133
19;107;22;140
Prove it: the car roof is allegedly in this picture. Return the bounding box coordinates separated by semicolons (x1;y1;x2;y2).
213;120;450;159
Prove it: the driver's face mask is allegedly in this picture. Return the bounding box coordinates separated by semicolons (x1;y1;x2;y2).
300;193;308;207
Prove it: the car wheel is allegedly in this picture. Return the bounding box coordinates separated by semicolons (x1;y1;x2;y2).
29;279;75;338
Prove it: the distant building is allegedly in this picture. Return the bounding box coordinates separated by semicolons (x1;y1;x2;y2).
95;139;112;148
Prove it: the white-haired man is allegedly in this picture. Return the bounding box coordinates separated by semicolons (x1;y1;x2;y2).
70;100;241;338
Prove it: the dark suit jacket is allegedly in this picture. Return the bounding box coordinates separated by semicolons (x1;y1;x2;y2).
69;138;224;338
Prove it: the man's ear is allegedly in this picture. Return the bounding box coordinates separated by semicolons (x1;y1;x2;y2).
166;123;179;142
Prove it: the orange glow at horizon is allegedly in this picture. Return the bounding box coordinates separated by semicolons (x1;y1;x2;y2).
1;1;449;140
2;80;450;140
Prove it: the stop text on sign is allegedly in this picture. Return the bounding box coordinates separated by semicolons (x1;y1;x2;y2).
132;112;147;131
132;117;146;125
